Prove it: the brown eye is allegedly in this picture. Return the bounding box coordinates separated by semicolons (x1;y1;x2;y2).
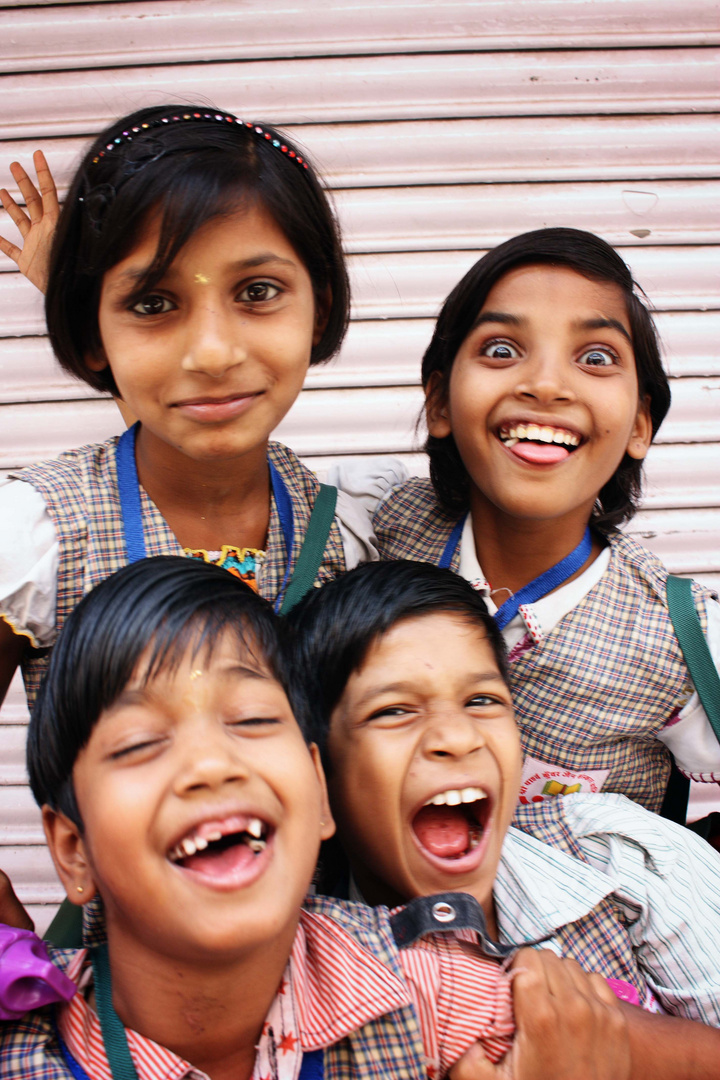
481;340;519;360
131;295;174;316
580;347;615;367
239;282;280;302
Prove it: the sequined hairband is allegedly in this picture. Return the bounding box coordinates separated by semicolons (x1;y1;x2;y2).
91;111;310;170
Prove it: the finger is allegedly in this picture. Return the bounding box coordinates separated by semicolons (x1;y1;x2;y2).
0;230;23;266
33;150;60;214
449;1041;507;1080
0;186;31;237
10;160;44;224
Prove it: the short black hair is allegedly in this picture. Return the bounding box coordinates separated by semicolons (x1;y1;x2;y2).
45;105;350;395
286;560;507;769
422;227;671;530
27;556;297;828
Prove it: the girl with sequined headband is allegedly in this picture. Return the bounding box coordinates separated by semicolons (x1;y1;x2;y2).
371;229;720;834
0;105;394;711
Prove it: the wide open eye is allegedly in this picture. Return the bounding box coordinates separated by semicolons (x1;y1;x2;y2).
238;281;281;303
131;295;175;316
579;346;617;368
480;339;520;361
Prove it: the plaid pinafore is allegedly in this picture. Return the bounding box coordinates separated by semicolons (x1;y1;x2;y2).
510;800;650;1001
13;438;347;708
374;479;714;813
0;897;428;1080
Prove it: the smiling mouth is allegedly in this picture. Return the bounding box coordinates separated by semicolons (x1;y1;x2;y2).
168;815;271;873
498;423;582;465
411;787;490;861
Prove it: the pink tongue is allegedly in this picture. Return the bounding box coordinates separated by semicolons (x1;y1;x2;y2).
510;441;569;464
413;805;470;858
182;842;255;876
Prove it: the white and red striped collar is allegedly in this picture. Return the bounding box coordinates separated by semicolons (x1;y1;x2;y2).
58;908;411;1080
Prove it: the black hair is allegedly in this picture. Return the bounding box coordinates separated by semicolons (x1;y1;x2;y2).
45;105;350;395
422;227;671;530
27;556;298;828
286;560;507;770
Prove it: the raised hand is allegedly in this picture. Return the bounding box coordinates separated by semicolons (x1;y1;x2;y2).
0;149;60;294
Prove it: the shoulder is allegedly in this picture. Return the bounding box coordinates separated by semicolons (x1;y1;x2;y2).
11;438;122;505
268;441;319;501
373;477;440;525
0;1009;70;1078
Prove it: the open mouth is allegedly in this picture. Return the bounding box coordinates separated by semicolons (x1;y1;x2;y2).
498;423;581;465
168;814;272;877
411;787;491;863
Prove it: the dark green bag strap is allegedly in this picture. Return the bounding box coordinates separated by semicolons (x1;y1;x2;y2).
279;483;337;615
667;575;720;741
90;943;139;1080
661;576;720;826
43;895;83;948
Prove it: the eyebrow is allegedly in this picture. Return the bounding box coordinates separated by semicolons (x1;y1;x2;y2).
106;252;298;290
352;671;504;709
469;311;632;345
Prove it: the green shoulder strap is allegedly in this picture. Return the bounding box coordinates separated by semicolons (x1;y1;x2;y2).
280;484;338;615
90;943;139;1080
667;575;720;742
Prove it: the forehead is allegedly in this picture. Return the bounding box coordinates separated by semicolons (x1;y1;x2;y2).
352;612;502;688
481;263;629;323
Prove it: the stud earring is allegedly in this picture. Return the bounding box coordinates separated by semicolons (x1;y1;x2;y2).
76;885;84;894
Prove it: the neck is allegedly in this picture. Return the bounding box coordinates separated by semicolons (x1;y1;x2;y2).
134;425;272;550
103;925;295;1080
468;493;602;597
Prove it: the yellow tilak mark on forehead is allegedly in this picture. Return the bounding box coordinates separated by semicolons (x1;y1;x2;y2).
194;272;211;285
189;669;204;681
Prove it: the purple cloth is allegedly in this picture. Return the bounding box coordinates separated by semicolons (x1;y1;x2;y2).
0;925;76;1019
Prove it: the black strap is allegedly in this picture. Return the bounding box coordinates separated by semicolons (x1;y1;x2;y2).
279;484;337;615
661;577;720;826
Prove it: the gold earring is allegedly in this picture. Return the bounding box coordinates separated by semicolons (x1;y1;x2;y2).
76;885;84;894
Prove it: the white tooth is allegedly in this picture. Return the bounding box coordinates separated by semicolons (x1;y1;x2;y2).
182;837;197;857
553;430;565;444
569;433;580;446
248;838;266;853
461;787;485;803
526;424;540;441
247;818;263;839
206;831;222;842
194;836;208;851
430;792;447;806
539;426;554;443
504;437;518;448
516;424;528;439
445;789;462;806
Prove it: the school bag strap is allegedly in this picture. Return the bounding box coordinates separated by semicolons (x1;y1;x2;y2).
279;483;338;615
666;575;720;740
661;576;720;826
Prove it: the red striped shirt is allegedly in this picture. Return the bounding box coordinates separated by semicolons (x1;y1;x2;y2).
60;909;514;1079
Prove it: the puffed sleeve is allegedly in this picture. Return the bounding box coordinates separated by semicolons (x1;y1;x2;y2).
0;479;59;647
329;457;411;570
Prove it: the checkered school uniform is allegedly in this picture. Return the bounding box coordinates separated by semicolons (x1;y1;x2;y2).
0;895;514;1080
374;479;714;813
13;439;346;708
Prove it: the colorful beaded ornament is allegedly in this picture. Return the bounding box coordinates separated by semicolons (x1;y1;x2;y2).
91;111;310;170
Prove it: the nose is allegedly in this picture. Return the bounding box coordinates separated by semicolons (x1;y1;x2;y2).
173;721;250;796
514;348;575;406
421;707;485;761
181;298;248;377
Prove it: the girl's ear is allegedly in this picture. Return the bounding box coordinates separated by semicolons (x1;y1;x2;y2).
626;395;653;461
312;287;332;347
84;349;109;374
425;370;452;439
309;743;336;842
42;805;97;906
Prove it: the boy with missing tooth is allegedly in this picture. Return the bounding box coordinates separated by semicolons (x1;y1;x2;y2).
1;556;526;1080
289;560;720;1078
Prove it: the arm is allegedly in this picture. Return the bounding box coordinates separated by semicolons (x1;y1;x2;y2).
450;948;631;1080
0;870;33;932
0;150;59;294
0;618;27;708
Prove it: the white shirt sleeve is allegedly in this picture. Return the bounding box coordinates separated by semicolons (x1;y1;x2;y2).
0;479;59;647
327;456;410;518
562;792;720;1026
657;596;720;784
